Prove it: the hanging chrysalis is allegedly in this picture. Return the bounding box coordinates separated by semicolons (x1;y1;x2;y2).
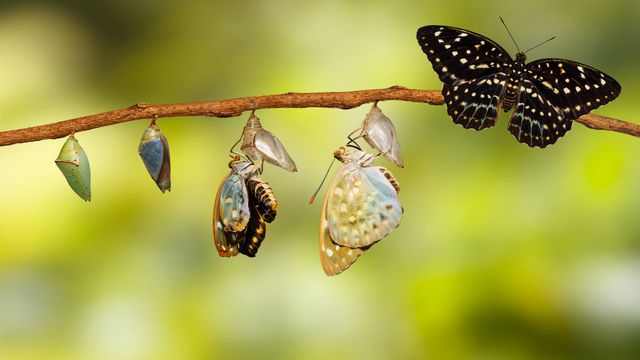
240;112;297;172
361;104;404;168
138;121;171;192
213;156;278;257
55;134;91;201
318;147;402;276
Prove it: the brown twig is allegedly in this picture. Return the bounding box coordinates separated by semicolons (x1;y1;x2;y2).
0;86;635;147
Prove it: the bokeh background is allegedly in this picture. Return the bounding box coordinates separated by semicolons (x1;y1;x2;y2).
1;1;639;359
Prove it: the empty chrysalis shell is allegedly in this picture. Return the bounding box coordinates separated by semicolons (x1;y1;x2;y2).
55;134;91;201
362;105;404;168
138;122;171;193
240;112;297;172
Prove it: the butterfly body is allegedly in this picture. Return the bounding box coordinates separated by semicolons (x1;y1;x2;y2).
417;25;621;148
213;157;278;257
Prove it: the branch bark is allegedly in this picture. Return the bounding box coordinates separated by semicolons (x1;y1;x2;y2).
0;85;635;147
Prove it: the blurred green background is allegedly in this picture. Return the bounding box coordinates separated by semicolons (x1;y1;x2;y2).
1;1;639;359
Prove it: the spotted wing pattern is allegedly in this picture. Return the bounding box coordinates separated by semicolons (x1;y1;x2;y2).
442;73;508;130
417;25;512;84
326;165;402;248
417;25;622;147
510;59;621;147
319;206;365;276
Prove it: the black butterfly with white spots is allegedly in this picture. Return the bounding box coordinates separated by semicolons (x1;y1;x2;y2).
417;24;621;148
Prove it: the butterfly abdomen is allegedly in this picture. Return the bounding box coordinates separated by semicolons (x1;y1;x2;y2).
247;178;278;223
239;209;267;257
502;55;527;112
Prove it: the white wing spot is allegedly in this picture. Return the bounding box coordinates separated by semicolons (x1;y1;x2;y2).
563;87;571;94
452;50;458;56
434;31;442;36
460;58;468;64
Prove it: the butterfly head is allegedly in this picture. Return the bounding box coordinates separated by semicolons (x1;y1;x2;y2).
333;146;376;166
228;157;259;178
515;52;527;63
332;146;348;162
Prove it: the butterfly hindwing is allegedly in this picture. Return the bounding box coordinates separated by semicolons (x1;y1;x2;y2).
442;73;508;130
319;203;365;276
507;79;569;147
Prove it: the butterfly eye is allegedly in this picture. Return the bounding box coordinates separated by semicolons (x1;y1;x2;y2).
362;104;404;168
55;134;91;201
240;112;297;172
138;121;171;193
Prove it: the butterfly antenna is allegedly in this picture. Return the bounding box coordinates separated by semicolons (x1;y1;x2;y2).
499;16;520;52
346;127;363;150
229;137;241;155
524;36;556;54
308;158;337;205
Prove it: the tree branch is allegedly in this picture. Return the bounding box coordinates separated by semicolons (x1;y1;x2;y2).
0;85;635;147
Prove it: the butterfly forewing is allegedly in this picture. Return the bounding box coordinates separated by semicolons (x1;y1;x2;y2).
219;173;250;232
526;59;621;119
417;25;512;84
326;164;402;248
213;173;241;257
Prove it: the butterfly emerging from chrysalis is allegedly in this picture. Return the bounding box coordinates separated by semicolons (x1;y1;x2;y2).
315;105;404;276
213;111;296;257
318;147;403;275
416;19;621;148
213;156;278;257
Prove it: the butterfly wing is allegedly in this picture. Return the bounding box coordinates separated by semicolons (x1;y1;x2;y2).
362;106;404;168
507;79;569;147
213;173;241;257
442;73;508;130
509;59;622;148
417;25;512;130
319;184;365;276
218;173;250;232
417;25;512;85
326;164;402;248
